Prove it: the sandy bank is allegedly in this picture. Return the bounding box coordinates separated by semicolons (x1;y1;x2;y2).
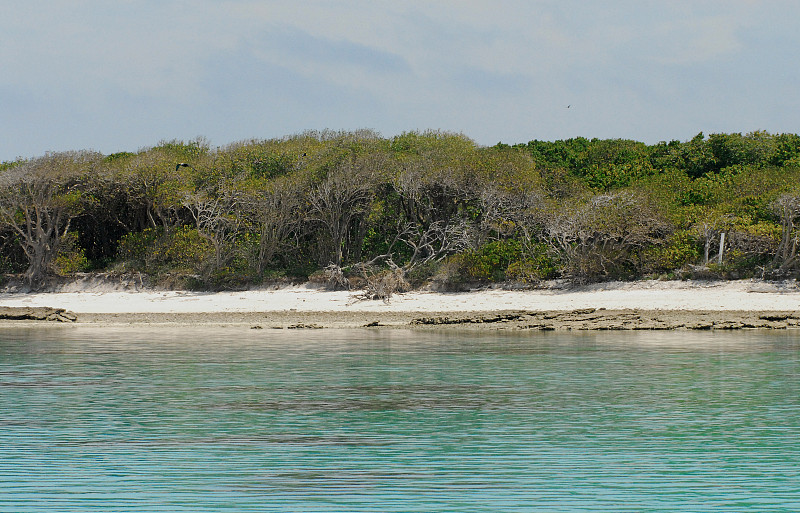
2;279;800;330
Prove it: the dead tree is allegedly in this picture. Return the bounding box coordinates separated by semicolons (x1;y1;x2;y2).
182;187;242;275
771;193;800;272
0;152;99;288
245;178;301;275
542;192;669;281
306;156;382;267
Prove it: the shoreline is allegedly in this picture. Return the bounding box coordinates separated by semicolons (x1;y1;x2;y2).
49;309;800;330
2;279;800;330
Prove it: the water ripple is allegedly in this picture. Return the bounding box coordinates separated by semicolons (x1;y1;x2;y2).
1;329;799;512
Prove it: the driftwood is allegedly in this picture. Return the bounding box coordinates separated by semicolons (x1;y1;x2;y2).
0;306;77;322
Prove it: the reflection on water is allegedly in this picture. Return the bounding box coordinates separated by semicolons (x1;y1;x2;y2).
1;328;799;512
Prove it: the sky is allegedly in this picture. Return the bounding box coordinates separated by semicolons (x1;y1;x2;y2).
2;0;799;161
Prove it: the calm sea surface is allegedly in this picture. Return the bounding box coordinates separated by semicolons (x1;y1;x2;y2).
1;327;799;512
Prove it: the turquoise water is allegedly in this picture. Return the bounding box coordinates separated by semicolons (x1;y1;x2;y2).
1;327;799;512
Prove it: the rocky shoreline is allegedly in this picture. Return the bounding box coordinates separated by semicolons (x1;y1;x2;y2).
408;308;800;330
4;307;800;330
0;306;77;323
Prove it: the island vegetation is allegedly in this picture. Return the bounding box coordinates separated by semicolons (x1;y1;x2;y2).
3;129;800;294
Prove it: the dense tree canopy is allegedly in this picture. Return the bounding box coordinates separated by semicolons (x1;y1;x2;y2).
3;130;800;291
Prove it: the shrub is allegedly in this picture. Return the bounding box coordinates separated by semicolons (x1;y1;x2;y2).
641;230;700;273
352;268;411;302
436;239;556;286
53;232;91;275
505;244;558;283
0;232;26;273
446;239;523;282
404;259;440;287
117;226;213;274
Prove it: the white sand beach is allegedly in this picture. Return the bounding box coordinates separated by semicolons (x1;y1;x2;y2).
2;279;799;314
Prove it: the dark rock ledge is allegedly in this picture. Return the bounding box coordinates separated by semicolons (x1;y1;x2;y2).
0;306;77;322
411;309;800;330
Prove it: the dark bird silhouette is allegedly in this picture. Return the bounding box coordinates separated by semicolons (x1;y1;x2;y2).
176;162;190;171
566;105;571;109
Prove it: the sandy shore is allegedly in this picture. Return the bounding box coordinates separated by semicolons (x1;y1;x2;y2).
2;279;800;330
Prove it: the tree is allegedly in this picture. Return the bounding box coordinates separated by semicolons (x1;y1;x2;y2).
0;151;100;288
306;152;385;266
353;153;477;284
771;193;800;272
182;182;244;277
543;191;670;281
243;175;302;275
117;150;196;232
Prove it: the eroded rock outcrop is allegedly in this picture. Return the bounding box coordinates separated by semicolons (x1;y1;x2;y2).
0;306;77;322
411;309;800;330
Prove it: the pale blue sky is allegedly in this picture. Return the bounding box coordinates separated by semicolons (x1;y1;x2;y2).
2;0;798;161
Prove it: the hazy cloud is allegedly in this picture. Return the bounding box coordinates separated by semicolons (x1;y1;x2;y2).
1;0;798;160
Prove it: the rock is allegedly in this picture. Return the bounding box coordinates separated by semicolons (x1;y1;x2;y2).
411;316;453;325
286;323;323;329
478;313;525;323
0;306;77;322
759;313;793;321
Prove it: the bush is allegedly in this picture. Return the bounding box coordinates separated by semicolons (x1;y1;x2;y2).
117;226;213;274
53;232;91;275
446;239;523;282
0;232;25;274
641;230;700;273
505;244;558;283
404;260;440;287
204;264;256;290
352;268;411;302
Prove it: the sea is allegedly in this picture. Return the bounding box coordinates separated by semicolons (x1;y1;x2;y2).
1;326;799;512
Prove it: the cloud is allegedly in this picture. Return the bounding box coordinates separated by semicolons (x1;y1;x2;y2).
1;0;799;160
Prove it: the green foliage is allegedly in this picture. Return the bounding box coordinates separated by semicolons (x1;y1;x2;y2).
641;230;700;273
151;137;210;161
523;138;654;190
390;130;476;157
0;232;25;273
438;239;558;286
446;239;524;282
53;232;91;275
104;151;135;163
117;226;213;274
215;140;301;180
706;131;776;170
0;159;23;173
505;243;558;282
771;133;800;167
403;259;440;286
522;131;795;187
